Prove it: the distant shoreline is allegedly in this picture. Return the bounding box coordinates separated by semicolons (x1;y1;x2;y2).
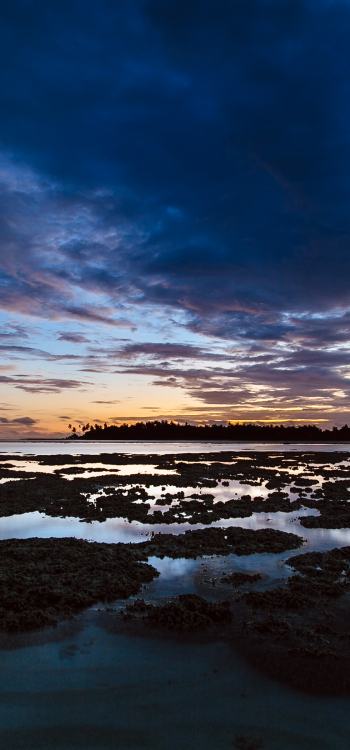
65;420;350;443
1;437;350;444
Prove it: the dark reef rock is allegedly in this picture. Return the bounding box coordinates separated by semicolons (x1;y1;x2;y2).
233;735;264;750
0;475;155;523
124;594;232;632
121;541;350;695
221;571;262;586
245;547;350;614
238;546;350;693
1;450;349;526
0;527;302;634
0;537;157;632
287;546;350;584
300;499;350;529
139;526;303;558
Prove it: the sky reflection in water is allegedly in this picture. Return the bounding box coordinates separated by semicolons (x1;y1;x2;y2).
0;442;350;598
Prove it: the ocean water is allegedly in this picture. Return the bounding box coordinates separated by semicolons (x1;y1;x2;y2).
1;439;350;455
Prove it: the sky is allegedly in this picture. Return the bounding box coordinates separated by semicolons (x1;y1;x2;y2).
1;0;350;437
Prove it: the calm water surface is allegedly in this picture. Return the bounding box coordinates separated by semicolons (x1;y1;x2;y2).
0;620;349;750
1;439;350;454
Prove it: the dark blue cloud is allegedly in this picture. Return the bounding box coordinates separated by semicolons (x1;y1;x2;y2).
1;0;350;320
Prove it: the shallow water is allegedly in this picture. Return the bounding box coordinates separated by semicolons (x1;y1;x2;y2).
0;618;349;750
0;459;177;478
1;444;350;748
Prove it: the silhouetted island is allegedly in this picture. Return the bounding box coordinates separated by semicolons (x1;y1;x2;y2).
68;420;350;442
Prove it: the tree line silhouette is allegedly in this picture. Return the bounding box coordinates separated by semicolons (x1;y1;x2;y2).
67;420;350;442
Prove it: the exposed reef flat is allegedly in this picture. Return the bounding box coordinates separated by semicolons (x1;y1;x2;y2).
220;571;262;586
0;474;305;523
1;449;350;697
0;537;157;631
299;487;350;529
124;594;232;632
0;528;302;633
1;450;349;526
138;526;303;558
237;546;350;694
122;545;350;695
